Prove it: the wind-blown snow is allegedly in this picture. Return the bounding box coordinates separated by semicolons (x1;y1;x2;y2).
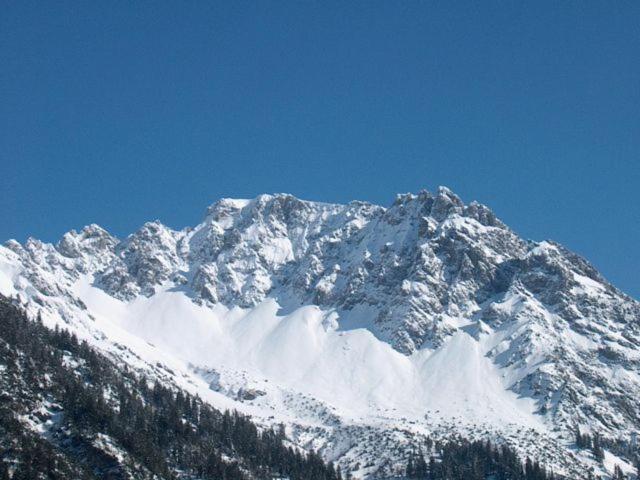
74;277;541;427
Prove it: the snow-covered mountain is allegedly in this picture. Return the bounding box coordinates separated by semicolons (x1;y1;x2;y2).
1;187;639;478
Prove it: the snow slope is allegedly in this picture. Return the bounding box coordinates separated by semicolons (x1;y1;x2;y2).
74;277;541;428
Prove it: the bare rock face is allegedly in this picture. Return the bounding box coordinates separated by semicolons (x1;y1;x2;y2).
2;187;639;476
97;221;185;299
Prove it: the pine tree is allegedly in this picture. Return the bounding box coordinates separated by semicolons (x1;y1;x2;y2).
592;434;605;462
406;454;415;478
613;464;625;480
414;451;428;479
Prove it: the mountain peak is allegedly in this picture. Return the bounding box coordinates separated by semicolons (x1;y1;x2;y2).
56;224;117;259
1;190;639;479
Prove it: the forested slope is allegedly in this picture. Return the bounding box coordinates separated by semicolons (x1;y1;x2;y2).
0;295;341;480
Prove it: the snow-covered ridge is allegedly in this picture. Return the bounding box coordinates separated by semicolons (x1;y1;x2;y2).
1;187;639;478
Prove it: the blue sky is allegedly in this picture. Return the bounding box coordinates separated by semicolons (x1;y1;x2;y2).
1;2;638;298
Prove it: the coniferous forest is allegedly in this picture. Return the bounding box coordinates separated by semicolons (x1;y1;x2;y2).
403;438;557;480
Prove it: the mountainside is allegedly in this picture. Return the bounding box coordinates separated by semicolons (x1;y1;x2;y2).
0;295;342;480
1;187;639;479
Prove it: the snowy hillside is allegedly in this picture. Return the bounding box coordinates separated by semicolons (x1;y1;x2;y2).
1;187;639;478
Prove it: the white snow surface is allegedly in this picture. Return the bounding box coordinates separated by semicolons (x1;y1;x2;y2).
74;277;541;428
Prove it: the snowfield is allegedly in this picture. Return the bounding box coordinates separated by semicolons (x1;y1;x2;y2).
74;277;541;428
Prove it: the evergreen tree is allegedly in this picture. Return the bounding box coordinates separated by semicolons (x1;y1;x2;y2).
592;434;605;462
406;454;415;478
613;464;625;480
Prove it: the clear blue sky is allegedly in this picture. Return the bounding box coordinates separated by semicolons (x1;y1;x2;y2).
1;2;638;298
